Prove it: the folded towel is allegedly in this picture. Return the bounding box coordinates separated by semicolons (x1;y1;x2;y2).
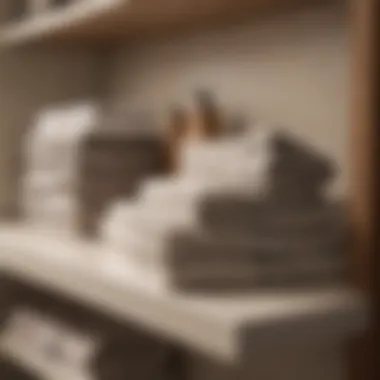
181;129;335;189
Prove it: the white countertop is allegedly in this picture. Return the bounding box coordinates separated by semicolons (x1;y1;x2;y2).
0;224;368;363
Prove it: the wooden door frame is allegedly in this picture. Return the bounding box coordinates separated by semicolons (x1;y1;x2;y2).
350;0;378;378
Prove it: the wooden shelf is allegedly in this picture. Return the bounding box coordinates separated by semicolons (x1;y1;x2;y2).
0;224;367;363
0;336;92;380
0;0;331;48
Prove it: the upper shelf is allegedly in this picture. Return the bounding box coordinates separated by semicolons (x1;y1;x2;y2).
0;0;331;48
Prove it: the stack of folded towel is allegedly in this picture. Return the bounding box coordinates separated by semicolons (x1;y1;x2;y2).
22;102;98;231
101;128;347;292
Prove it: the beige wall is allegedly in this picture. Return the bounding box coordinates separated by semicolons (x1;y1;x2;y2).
108;4;349;195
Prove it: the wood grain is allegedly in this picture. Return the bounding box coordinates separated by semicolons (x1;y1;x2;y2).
349;0;378;378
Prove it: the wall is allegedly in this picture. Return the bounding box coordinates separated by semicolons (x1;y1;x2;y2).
108;3;349;196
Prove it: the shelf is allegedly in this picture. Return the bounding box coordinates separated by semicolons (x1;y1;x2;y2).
0;0;331;48
0;0;121;48
0;336;92;380
0;224;368;363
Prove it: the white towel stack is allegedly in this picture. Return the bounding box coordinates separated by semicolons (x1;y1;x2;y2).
1;308;100;378
101;128;346;292
22;102;98;232
1;308;171;380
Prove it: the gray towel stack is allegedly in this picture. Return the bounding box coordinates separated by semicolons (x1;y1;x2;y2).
76;129;165;237
101;128;347;292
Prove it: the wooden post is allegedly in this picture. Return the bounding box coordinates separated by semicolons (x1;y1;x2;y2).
349;0;378;378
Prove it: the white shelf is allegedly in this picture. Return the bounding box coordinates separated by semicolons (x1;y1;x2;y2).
0;336;92;380
0;224;368;363
0;0;123;47
0;0;330;48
